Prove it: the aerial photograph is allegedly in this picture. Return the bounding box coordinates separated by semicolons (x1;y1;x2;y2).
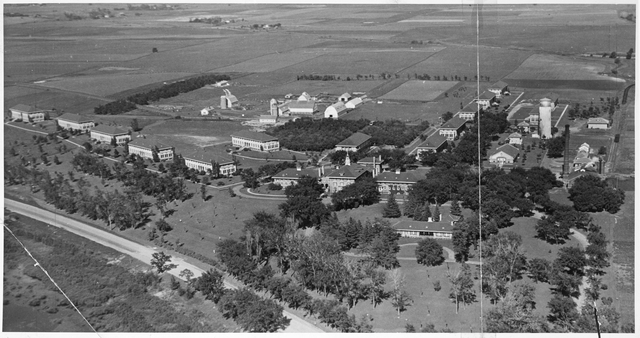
3;2;636;335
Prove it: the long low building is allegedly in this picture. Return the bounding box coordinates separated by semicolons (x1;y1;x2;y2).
375;170;426;194
57;113;95;132
231;130;280;152
128;138;174;161
10;104;47;122
391;220;455;240
90;124;131;145
182;150;236;176
272;167;321;188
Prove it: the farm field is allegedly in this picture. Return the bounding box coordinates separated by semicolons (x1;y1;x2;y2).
403;46;534;81
253;80;386;98
4;61;102;84
380;80;458;101
143;120;247;150
505;54;616;81
214;50;328;73
3;88;109;115
342;101;437;124
35;72;196;97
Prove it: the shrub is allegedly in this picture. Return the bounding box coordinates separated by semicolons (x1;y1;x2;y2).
433;280;441;292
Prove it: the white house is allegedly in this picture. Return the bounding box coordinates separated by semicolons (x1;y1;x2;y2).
587;117;609;129
9;104;46;122
128;138;174;161
345;97;363;109
90;125;131;145
182;151;236;176
57;113;95;132
297;92;312;102
508;132;523;145
231;130;280;152
475;91;497;109
489;144;520;167
324;102;347;119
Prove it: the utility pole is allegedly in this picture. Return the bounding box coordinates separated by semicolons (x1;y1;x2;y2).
593;301;601;338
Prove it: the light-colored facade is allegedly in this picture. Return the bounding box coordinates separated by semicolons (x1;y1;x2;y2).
231;130;280;152
90;125;131;145
438;116;467;141
587;118;609;129
288;101;316;115
508;132;523;145
183;152;236;176
415;133;448;159
322;165;370;193
272;167;321;188
538;98;553;139
57;113;95;131
345;97;363;109
489;144;519;166
335;132;371;152
392;220;454;240
457;105;477;121
375;170;423;194
324;102;347;119
10;104;46;122
128;138;174;161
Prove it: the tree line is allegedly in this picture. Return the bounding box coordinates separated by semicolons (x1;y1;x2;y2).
94;73;230;115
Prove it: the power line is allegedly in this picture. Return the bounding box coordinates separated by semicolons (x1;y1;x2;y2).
3;222;100;336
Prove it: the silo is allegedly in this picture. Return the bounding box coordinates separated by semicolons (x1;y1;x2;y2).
538;98;552;139
270;98;278;116
220;96;227;109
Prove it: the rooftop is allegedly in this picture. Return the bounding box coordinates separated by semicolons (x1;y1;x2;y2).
91;124;129;136
392;220;454;233
273;167;320;179
128;137;173;150
231;130;279;142
10;104;45;113
417;133;448;149
440;116;467;129
287;101;316;109
336;132;371;147
492;144;520;159
459;104;479;113
325;164;370;179
587;117;610;124
57;113;93;123
376;170;426;183
508;132;522;139
477;91;496;100
181;150;233;164
489;80;509;89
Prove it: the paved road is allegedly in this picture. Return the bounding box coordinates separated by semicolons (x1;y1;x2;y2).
4;199;324;333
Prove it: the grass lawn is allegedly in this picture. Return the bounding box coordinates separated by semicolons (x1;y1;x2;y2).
380;80;458;101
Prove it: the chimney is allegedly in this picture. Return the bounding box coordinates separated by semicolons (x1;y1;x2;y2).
395;168;401;174
296;163;301;171
563;124;570;175
373;156;377;176
598;158;603;174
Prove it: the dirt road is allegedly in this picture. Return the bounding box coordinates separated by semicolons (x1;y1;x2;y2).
4;199;324;333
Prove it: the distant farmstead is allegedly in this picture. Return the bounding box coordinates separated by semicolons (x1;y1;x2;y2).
56;113;95;132
90;125;131;145
9;104;47;122
231;130;280;152
128;138;174;161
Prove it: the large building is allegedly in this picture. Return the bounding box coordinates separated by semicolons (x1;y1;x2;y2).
489;144;520;167
375;170;426;195
90;125;131;145
488;80;509;97
182;150;236;176
415;133;448;159
287;101;317;115
508;132;523;145
475;92;497;109
56;113;95;132
128;138;174;161
220;89;238;109
587;117;610;129
322;164;370;193
231;130;280;152
345;97;363;109
335;132;372;152
391;220;455;240
457;104;478;121
338;92;352;102
9;104;47;122
438;116;467;141
272;166;321;188
324;101;347;119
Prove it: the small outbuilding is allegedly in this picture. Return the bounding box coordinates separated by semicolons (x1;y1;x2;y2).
587;117;610;129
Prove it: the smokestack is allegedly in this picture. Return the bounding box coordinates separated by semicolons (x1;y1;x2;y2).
598;158;603;174
563;124;570;175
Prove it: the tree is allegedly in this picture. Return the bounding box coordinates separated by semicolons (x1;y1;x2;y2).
194;269;226;303
482;231;527;301
200;184;207;201
415;238;445;267
441;111;454;122
179;269;194;284
535;216;571;244
547;294;579;325
279;175;330;228
555;247;587;277
130;118;141;132
150;251;177;274
382;194;401;218
448;263;476;314
432;204;441;222
331;176;380;211
358;219;400;269
481;197;514;228
450;197;461;216
83;142;93;152
110;137;117;147
452;221;471;263
626;48;634;59
155;219;173;233
546;137;565;158
485;281;549;332
389;268;413;316
569;175;625;214
53;155;61;165
528;258;552;283
152;47;158;53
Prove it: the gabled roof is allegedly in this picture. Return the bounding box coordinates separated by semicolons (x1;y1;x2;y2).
231;130;279;142
339;92;351;100
345;97;363;108
375;170;421;184
10;104;44;113
325;165;369;179
181;150;233;165
273;168;320;180
491;144;519;159
540;92;560;102
489;80;509;89
417;133;448;150
326;101;347;113
565;170;599;181
336;132;371;147
91;124;129;136
459;104;478;113
288;101;316;110
358;155;383;165
57;113;93;123
587;117;610;124
477;91;496;100
508;132;522;139
298;92;312;101
440;116;467;129
517;121;530;127
128;137;173;151
392;220;454;233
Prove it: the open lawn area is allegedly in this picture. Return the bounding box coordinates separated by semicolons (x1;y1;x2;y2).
3;87;110;115
505;54;615;81
214;50;328;73
380;80;458;101
143;120;247;149
342;101;439;124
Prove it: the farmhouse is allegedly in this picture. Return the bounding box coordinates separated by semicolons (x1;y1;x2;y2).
488;80;509;97
438;116;467;141
475;92;497;109
489;144;520;167
508;132;523;145
231;130;280;152
457;104;478;121
9;104;47;122
220;89;238;109
90;125;131;145
56;113;95;132
323;164;371;193
335;132;372;152
324;102;347;119
287;101;317;115
391;220;455;240
338;92;352;102
375;169;426;194
182;150;236;176
345;97;363;109
587;117;610;129
272;166;321;188
415;133;448;158
128;138;174;161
